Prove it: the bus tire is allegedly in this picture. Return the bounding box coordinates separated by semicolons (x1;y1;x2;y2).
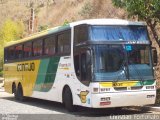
12;83;18;100
63;87;75;112
17;84;24;101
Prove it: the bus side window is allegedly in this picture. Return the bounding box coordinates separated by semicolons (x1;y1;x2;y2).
74;25;88;45
4;49;8;62
57;30;71;55
33;40;43;57
15;45;23;59
44;36;56;56
24;42;32;58
8;46;15;60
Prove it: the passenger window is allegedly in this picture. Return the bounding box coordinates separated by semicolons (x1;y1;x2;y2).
44;36;56;56
4;49;8;62
15;45;23;59
57;30;71;55
24;42;32;58
33;40;43;57
74;25;88;45
8;47;15;60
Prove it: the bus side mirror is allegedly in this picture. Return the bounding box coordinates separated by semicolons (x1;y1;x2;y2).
152;47;157;66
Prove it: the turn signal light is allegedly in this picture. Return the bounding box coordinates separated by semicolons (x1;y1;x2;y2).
93;88;99;93
146;86;154;89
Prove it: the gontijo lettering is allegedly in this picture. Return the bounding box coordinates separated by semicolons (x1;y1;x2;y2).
17;62;35;71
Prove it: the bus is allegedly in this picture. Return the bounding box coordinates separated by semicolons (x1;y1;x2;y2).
4;19;157;111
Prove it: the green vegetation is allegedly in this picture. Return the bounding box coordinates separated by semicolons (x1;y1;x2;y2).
78;1;94;18
112;0;160;46
0;19;25;73
0;19;24;44
38;25;49;32
0;70;3;77
156;89;160;104
63;19;69;26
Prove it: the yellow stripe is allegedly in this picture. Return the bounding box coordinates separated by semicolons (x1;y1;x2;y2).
100;81;139;87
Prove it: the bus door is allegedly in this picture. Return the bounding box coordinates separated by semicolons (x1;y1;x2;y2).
74;48;92;105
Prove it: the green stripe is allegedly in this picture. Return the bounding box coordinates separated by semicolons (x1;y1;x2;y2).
135;80;155;86
34;59;49;91
34;56;60;92
143;80;155;85
48;25;70;35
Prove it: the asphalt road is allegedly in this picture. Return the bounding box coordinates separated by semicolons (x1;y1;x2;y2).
0;87;160;120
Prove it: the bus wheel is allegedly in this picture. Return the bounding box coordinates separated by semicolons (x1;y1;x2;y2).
12;83;18;100
17;84;24;101
63;87;75;112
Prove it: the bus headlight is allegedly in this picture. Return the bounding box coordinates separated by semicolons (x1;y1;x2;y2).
100;88;111;92
93;88;99;93
92;88;111;93
146;86;154;89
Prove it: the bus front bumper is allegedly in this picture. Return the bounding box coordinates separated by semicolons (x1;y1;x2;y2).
91;91;156;108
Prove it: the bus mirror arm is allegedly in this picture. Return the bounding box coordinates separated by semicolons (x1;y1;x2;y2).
152;47;158;66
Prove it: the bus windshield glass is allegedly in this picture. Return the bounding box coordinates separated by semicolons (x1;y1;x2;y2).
127;45;153;80
93;45;154;81
89;25;149;41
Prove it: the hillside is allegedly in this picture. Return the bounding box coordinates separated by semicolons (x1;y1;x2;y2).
0;0;127;31
38;0;127;27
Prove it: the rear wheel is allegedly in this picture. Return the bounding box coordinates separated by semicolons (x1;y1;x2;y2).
63;87;75;112
17;84;24;101
12;83;18;100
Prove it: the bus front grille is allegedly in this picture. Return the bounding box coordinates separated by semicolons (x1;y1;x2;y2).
131;86;143;90
114;87;127;91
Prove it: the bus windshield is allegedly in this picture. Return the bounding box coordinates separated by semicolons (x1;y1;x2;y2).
93;45;154;82
89;25;149;41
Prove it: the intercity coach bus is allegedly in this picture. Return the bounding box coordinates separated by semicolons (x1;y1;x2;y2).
4;19;157;111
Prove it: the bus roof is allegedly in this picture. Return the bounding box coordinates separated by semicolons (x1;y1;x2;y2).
5;19;146;48
70;19;146;27
5;25;70;47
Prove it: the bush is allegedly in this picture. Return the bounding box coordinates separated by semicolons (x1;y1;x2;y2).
78;1;94;18
156;89;160;105
38;25;48;32
63;19;69;26
0;70;3;77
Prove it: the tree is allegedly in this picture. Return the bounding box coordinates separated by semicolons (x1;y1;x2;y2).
112;0;160;46
38;25;48;32
0;19;24;69
0;19;24;45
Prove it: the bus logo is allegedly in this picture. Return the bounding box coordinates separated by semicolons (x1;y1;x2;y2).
17;62;35;71
78;90;89;103
112;82;123;87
